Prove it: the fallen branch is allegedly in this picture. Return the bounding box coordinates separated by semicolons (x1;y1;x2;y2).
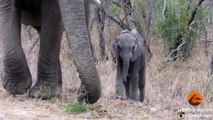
162;38;186;63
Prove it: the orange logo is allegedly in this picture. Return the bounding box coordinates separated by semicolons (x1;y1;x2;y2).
187;91;202;106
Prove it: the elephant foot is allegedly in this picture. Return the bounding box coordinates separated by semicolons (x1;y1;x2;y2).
1;71;32;94
128;96;139;101
115;87;125;100
29;81;62;99
115;92;125;100
139;93;144;102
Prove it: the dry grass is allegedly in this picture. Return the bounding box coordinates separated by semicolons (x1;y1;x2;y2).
0;25;212;120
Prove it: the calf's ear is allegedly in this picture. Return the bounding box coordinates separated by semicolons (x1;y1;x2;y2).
131;29;144;61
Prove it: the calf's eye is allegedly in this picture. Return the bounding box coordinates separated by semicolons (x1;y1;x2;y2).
132;45;136;50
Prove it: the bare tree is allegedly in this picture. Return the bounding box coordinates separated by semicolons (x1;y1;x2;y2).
89;0;157;62
168;0;206;61
108;0;156;62
188;0;205;26
94;1;107;60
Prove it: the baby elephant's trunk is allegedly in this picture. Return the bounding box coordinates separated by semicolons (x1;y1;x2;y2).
122;59;130;83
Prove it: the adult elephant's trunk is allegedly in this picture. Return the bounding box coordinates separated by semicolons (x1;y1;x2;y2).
58;0;101;104
122;58;130;83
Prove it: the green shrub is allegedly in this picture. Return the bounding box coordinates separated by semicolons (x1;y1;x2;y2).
63;102;94;114
110;3;119;14
153;1;207;59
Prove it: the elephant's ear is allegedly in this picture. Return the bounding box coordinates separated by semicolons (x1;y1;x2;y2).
131;29;145;61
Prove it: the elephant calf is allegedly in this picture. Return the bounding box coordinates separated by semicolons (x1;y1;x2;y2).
113;29;146;102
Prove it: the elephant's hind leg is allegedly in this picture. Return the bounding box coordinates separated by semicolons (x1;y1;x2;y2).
0;0;32;94
29;0;63;99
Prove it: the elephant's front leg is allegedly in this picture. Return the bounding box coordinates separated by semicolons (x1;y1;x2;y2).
115;62;125;99
0;0;32;94
29;1;63;99
123;78;130;99
129;73;139;100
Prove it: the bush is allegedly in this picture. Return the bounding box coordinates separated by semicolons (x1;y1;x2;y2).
154;1;207;60
63;102;94;113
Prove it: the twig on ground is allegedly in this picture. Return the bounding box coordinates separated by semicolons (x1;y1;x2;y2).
162;38;186;63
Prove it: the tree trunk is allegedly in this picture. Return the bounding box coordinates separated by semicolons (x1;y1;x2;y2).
94;2;106;60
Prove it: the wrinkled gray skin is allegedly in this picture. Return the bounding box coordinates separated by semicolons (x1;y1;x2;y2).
0;0;101;104
113;29;146;102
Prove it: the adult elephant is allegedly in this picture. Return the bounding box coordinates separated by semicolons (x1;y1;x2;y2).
0;0;101;104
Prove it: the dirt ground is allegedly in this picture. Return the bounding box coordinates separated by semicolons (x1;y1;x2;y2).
0;26;212;120
0;89;174;120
